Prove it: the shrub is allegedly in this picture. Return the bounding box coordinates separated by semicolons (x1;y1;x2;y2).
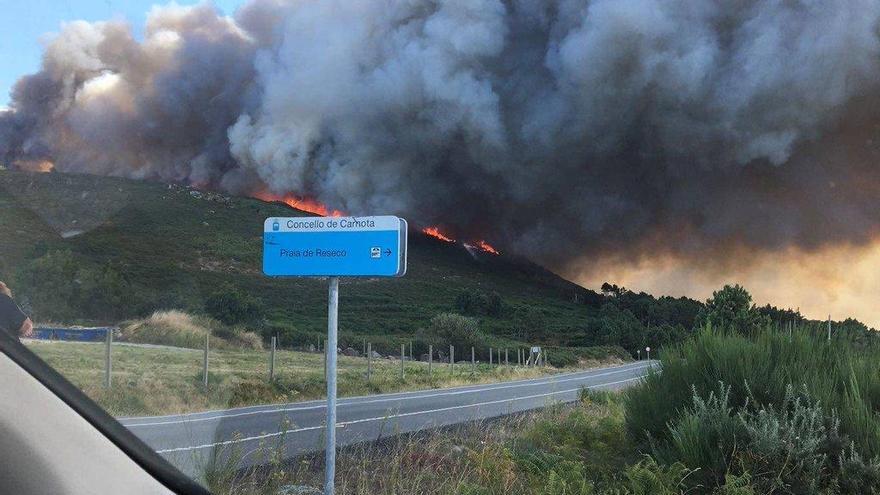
118;310;261;349
662;384;745;487
119;310;212;349
204;284;263;326
626;326;880;492
417;313;484;352
455;289;504;317
14;250;135;321
697;284;768;336
622;457;694;495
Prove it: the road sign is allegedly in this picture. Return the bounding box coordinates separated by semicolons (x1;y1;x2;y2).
263;215;408;495
263;216;407;277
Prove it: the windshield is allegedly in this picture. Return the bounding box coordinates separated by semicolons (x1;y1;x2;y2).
3;1;880;494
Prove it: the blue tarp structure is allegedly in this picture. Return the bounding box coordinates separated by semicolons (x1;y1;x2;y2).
34;327;112;342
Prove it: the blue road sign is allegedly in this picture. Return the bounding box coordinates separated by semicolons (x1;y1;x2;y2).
263;216;408;277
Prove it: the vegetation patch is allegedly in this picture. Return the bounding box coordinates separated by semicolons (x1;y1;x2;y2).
118;310;263;350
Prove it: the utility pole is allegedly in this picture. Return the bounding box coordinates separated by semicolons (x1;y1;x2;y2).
827;315;832;342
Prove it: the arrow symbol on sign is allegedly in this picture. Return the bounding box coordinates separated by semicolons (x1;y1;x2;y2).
385;248;392;257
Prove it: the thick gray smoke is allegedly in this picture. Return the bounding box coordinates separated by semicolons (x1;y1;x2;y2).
4;0;880;270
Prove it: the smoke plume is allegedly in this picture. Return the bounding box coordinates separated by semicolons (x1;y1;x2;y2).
4;0;880;276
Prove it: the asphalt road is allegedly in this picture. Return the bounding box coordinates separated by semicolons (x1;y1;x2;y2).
120;360;655;477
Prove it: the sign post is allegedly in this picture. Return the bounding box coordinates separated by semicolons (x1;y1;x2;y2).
263;215;407;495
324;277;339;494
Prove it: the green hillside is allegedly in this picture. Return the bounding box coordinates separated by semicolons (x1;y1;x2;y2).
0;170;697;358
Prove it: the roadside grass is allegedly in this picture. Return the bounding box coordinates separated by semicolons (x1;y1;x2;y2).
24;340;593;417
205;391;698;495
118;310;263;350
195;327;880;495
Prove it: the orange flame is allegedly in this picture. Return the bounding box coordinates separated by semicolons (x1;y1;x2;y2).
475;240;500;255
422;226;455;243
253;191;344;217
14;160;55;173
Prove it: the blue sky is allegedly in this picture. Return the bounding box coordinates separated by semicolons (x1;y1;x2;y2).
0;0;243;108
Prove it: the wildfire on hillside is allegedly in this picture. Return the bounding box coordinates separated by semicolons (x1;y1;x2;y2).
252;196;502;255
14;160;55;173
422;226;499;254
422;226;455;243
252;191;344;217
475;240;500;255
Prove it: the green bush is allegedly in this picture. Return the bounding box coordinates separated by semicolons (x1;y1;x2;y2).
697;284;768;336
663;383;745;486
455;289;504;317
417;313;485;353
625;326;880;492
14;250;135;321
204;284;263;326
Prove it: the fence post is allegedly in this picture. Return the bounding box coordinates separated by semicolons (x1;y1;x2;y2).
428;344;433;381
202;333;209;389
400;343;405;380
104;328;113;389
505;348;508;366
269;336;277;382
471;346;475;375
450;345;454;374
367;342;372;382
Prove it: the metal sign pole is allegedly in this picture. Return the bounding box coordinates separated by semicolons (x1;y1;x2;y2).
263;215;407;495
324;277;340;495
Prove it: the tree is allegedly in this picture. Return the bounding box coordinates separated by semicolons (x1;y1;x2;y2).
699;284;768;335
601;282;627;298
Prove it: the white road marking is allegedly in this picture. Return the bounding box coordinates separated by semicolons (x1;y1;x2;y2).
121;361;651;422
125;363;654;427
155;375;644;454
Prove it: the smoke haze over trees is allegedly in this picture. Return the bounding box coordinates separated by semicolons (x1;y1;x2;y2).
4;0;880;275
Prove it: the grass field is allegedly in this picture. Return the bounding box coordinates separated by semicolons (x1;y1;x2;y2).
25;339;613;417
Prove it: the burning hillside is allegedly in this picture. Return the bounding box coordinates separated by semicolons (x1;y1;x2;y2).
4;0;880;322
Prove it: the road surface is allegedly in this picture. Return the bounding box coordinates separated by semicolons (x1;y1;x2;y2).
119;360;655;476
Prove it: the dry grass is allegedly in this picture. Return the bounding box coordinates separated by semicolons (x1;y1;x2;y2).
119;310;262;350
25;339;587;417
205;394;629;495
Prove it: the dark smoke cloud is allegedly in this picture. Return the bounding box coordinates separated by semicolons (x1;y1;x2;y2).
4;0;880;271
